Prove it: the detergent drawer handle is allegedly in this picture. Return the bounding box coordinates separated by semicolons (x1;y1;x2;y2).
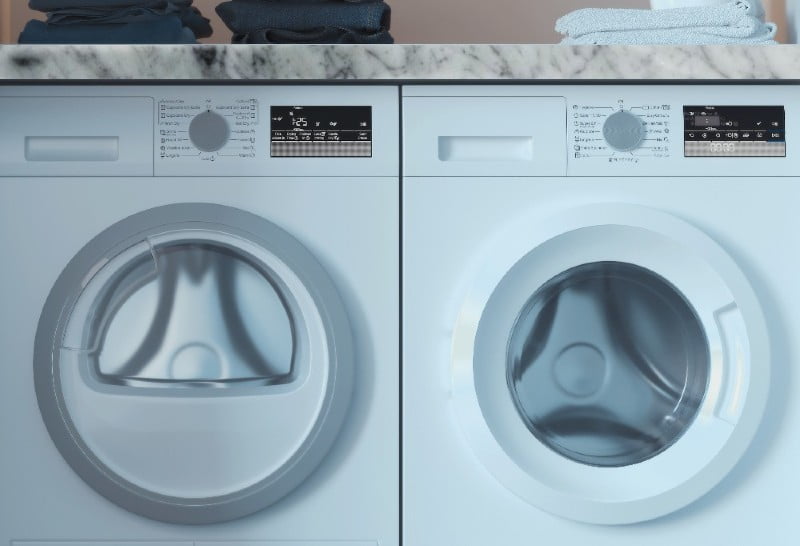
437;136;534;162
25;136;119;162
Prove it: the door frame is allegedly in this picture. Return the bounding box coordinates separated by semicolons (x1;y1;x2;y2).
451;203;770;524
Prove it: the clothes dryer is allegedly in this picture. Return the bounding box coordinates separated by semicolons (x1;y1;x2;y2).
0;84;399;546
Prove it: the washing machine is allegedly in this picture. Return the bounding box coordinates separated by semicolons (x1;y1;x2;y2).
402;84;796;543
0;84;399;545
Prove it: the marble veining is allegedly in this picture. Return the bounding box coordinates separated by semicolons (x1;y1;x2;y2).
2;44;800;80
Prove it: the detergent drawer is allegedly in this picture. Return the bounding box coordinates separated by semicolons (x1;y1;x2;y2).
403;95;566;177
0;97;153;176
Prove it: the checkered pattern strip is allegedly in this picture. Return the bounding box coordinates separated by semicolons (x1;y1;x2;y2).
684;141;786;157
271;141;372;157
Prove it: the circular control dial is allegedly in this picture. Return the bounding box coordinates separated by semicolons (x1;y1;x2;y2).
189;110;230;152
603;110;646;152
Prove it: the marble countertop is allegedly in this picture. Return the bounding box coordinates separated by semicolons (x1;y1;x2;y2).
1;44;800;80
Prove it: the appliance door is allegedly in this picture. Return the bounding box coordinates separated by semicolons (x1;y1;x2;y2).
451;203;769;524
34;203;354;525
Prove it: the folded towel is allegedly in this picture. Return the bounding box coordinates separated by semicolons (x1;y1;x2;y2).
18;16;197;43
561;25;777;44
234;27;393;43
216;0;391;35
557;0;767;39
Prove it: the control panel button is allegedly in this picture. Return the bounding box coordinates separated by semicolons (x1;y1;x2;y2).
189;110;230;152
602;110;645;152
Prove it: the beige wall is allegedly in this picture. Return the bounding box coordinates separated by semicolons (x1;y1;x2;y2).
6;0;44;43
393;0;646;43
0;0;790;44
1;1;10;44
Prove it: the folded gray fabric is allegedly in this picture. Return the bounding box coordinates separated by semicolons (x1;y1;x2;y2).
216;0;391;35
556;0;768;40
18;16;196;43
561;26;776;44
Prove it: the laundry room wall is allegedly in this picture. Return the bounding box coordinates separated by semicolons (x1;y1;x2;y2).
391;0;647;43
0;0;789;43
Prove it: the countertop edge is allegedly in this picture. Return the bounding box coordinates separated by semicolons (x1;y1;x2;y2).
1;44;799;80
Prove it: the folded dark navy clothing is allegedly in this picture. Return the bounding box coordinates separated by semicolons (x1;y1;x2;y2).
18;17;197;44
216;0;391;35
29;0;211;38
46;6;183;23
44;6;212;38
29;0;191;10
234;26;393;43
180;7;212;37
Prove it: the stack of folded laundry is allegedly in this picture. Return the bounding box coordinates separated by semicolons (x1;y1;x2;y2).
19;0;212;44
556;0;776;45
216;0;393;44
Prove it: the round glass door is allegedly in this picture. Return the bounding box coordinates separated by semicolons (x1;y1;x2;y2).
34;204;354;524
508;261;710;468
451;204;770;524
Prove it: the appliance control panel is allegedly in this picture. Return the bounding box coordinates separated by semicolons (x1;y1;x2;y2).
557;84;796;177
159;97;258;161
150;85;397;177
683;105;785;157
157;95;380;167
572;100;672;164
404;84;798;178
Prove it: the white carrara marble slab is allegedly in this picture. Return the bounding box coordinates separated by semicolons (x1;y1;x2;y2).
1;44;800;80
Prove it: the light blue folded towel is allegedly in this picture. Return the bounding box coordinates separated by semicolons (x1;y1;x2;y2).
556;0;775;44
561;26;776;45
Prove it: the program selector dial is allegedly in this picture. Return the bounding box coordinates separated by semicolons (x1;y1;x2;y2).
603;110;646;152
189;110;230;152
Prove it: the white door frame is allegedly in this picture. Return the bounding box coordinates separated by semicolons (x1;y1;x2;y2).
451;203;770;524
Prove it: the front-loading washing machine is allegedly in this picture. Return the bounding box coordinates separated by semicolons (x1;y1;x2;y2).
402;84;795;543
0;84;399;545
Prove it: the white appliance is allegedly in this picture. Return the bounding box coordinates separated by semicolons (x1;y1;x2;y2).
788;0;799;42
0;85;399;545
403;85;795;543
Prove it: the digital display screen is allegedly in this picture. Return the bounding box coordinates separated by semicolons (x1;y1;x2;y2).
684;105;785;157
270;106;372;157
694;115;720;127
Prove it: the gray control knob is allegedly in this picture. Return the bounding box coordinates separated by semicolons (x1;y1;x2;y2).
602;110;645;152
189;110;230;152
